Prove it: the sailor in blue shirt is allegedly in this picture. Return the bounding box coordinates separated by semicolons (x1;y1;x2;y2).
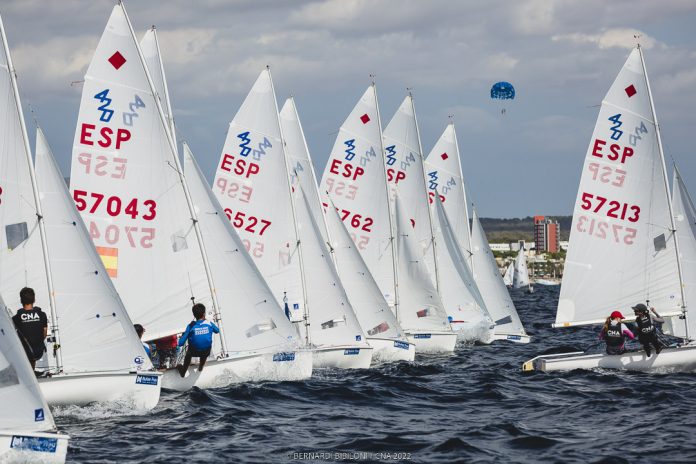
176;303;219;377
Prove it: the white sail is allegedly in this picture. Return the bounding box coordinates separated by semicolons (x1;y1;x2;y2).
671;167;696;338
280;98;328;242
512;247;530;289
395;194;450;332
183;144;301;353
294;185;368;348
140;26;174;138
0;296;54;432
0;10;50;342
556;48;683;327
432;196;491;328
319;85;396;305
325;196;404;340
69;5;212;342
424;123;472;260
36;128;151;372
503;262;514;287
212;70;305;324
471;210;526;336
382;95;437;282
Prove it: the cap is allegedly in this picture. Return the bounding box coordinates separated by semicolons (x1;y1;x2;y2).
632;303;648;313
610;311;624;319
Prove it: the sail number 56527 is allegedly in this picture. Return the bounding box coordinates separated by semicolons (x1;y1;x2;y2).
580;192;639;222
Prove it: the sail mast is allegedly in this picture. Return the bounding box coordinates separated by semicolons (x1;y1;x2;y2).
451;121;474;270
150;25;176;140
638;45;690;340
0;14;63;370
273;73;311;344
120;1;229;354
373;80;400;320
410;91;441;292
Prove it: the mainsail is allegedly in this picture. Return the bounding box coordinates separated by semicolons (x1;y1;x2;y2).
70;5;214;342
512;247;530;289
503;262;514;287
556;47;684;328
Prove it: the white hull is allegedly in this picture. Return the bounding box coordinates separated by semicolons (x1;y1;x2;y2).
406;331;457;353
522;344;696;372
367;337;415;362
38;371;162;410
313;345;373;369
162;350;313;391
490;332;532;344
0;431;69;463
450;321;494;344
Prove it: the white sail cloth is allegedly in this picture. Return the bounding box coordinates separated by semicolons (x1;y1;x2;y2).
671;168;696;339
70;5;212;342
0;296;55;432
471;210;526;336
556;48;683;326
503;262;514;287
512;248;530;289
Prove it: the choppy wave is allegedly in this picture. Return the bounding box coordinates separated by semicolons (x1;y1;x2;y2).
56;286;696;463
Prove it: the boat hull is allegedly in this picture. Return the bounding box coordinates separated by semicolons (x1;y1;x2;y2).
367;337;415;362
450;321;494;344
522;345;696;372
406;331;457;353
0;431;69;463
313;345;373;369
38;371;162;410
490;332;531;344
162;349;313;391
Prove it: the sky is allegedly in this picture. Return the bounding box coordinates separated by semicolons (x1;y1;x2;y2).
2;0;696;218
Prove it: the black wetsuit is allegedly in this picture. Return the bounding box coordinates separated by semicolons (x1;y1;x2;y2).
12;307;48;361
636;314;662;356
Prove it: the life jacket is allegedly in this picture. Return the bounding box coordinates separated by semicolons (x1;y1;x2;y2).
636;314;655;336
605;323;624;347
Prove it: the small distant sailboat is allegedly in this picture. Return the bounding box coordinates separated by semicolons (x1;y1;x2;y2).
512;247;533;294
503;262;514;287
0;296;69;463
524;46;696;372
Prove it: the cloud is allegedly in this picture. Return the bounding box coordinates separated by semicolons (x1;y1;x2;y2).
552;28;658;50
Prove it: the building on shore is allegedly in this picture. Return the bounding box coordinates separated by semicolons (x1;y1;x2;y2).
534;216;560;253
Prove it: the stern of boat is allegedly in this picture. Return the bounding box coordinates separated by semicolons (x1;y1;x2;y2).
0;431;69;464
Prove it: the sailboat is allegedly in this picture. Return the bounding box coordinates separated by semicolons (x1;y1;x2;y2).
0;10;161;408
212;70;371;369
470;210;530;343
669;167;696;339
69;4;311;390
512;247;533;293
281;98;414;362
523;46;696;372
383;96;492;344
0;296;69;463
425;123;528;342
319;84;456;353
503;262;514;287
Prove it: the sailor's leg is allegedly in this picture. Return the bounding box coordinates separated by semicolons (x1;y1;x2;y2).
198;356;207;372
177;348;193;377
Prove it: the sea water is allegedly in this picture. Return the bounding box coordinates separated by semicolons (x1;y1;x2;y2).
54;286;696;463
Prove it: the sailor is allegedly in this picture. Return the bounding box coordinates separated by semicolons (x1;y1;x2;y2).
133;324;152;359
153;334;178;369
176;303;219;377
599;311;635;355
632;303;664;357
11;287;48;369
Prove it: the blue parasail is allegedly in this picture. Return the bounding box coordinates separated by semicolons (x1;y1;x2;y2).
490;81;515;100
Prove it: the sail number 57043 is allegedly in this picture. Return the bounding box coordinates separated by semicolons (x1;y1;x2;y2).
73;190;156;220
580;192;639;222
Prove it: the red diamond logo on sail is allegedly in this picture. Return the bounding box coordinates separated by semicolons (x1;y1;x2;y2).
625;84;637;98
441;153;448;160
108;51;126;70
360;114;370;124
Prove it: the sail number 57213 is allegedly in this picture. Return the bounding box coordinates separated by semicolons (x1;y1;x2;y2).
576;215;637;245
580;192;639;222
